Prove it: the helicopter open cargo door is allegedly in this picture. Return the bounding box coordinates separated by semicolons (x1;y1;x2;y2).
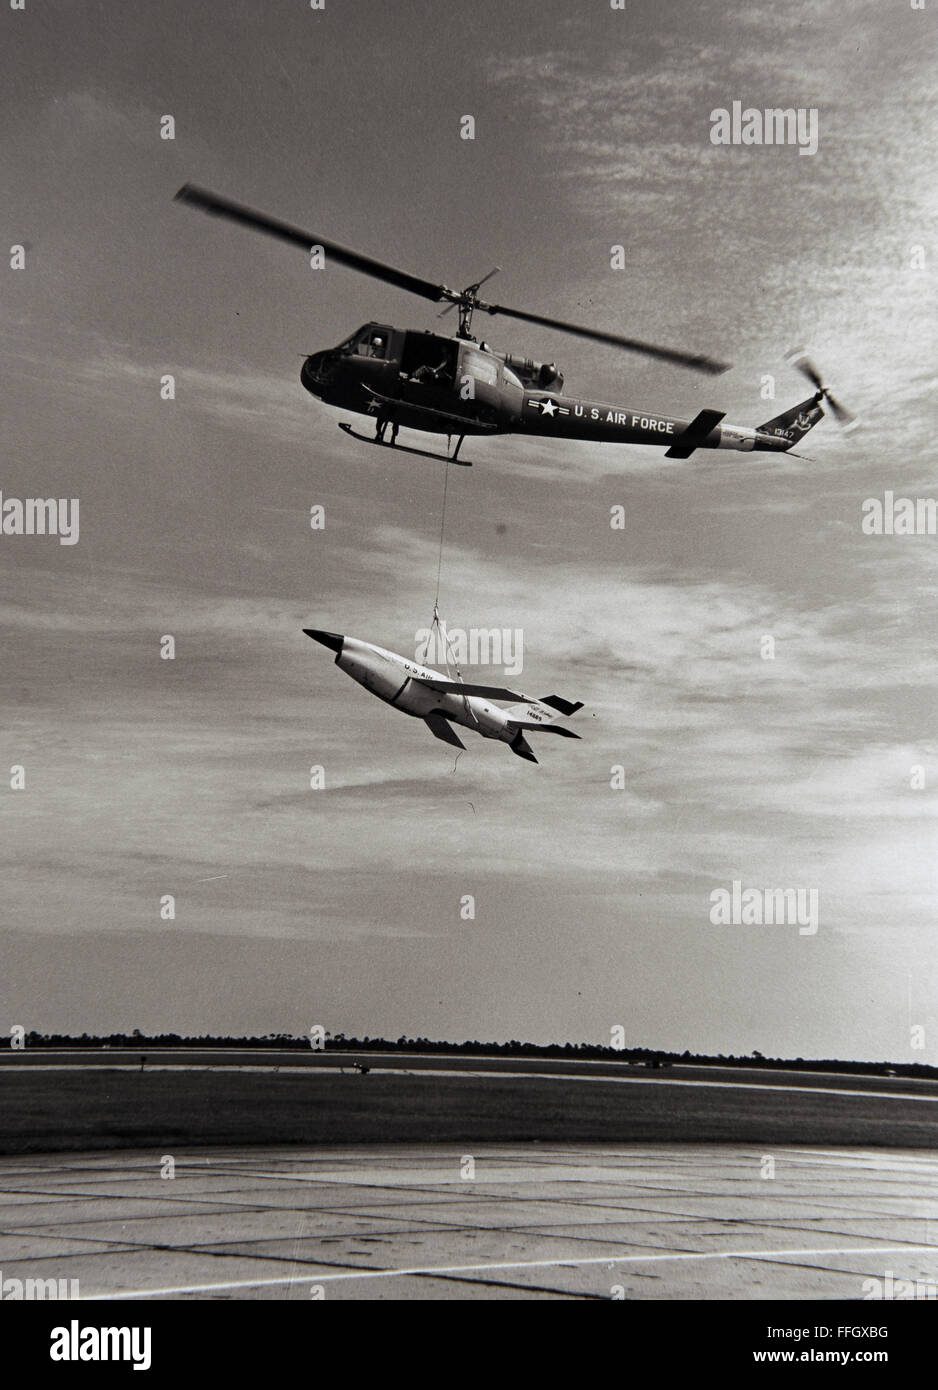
400;331;458;385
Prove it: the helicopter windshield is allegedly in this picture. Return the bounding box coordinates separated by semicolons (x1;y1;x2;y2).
339;325;392;359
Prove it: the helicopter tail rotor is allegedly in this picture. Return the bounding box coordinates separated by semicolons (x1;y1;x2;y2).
785;348;858;430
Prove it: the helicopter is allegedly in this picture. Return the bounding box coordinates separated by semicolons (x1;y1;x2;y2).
175;185;854;466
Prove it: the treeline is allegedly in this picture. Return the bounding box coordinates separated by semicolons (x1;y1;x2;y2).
3;1031;936;1079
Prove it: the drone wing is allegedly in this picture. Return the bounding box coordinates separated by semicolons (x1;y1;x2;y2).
420;678;527;702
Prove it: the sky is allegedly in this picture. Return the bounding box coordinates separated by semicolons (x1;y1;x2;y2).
2;0;937;1061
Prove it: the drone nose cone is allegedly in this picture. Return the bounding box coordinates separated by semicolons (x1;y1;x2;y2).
303;628;344;653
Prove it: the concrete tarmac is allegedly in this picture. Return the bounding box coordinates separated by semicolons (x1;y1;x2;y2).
1;1144;937;1300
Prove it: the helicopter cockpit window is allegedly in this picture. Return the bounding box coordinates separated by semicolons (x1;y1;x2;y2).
344;326;392;359
366;330;391;358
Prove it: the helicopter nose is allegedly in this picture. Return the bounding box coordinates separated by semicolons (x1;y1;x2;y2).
303;629;344;654
301;352;327;395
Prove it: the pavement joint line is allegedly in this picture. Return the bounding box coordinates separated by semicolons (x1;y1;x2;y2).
83;1242;938;1299
193;1167;938;1194
3;1190;924;1233
0;1198;282;1221
169;1220;931;1260
306;1198;921;1229
4;1209;905;1250
153;1229;715;1259
6;1146;935;1178
2;1177;926;1201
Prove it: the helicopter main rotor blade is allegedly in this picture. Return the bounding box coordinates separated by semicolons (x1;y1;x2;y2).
475;301;730;374
175;185;449;304
176;185;730;373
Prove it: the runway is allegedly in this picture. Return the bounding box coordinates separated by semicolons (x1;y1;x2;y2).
2;1144;937;1300
2;1053;936;1299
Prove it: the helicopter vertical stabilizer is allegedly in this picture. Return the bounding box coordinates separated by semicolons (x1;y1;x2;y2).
758;396;825;447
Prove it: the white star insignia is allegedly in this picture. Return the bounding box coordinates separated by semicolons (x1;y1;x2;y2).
540;398;558;416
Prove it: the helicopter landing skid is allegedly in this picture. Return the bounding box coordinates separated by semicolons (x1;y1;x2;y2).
338;421;472;466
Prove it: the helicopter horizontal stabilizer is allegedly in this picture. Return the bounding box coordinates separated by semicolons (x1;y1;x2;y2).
664;409;726;459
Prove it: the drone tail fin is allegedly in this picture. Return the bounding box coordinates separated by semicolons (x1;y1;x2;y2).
424;713;466;750
504;694;583;724
504;696;583;747
509;731;539;763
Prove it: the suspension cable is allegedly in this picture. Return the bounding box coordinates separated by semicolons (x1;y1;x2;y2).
430;460;465;689
434;459;449;613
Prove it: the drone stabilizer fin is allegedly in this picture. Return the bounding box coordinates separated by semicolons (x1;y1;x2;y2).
507;721;581;739
509;732;539;763
424;714;466;749
503;694;584;727
539;694;584;717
